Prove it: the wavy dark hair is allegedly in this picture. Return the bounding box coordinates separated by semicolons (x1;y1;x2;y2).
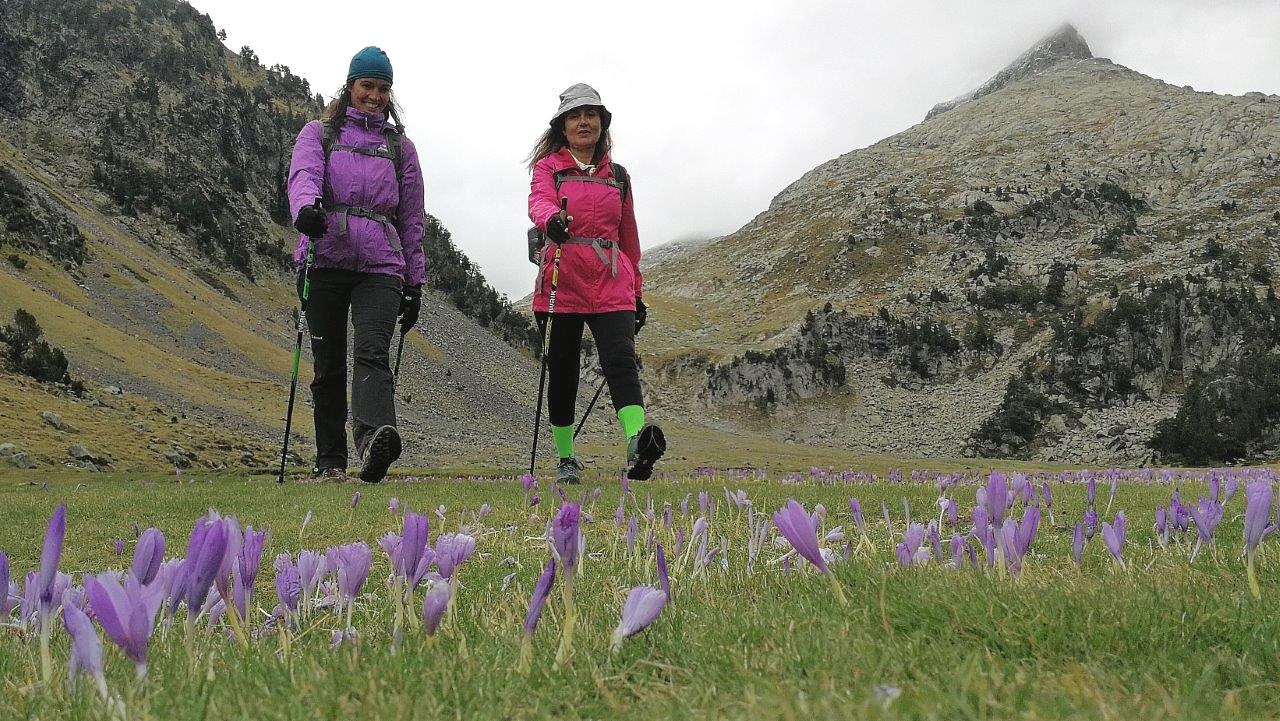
525;109;612;171
321;82;405;133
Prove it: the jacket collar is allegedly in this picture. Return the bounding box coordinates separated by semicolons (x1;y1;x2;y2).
344;105;389;132
547;146;612;174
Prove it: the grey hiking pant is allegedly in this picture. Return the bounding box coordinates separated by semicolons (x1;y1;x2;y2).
302;269;402;470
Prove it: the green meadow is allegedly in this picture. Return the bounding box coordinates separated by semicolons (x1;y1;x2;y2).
0;467;1277;720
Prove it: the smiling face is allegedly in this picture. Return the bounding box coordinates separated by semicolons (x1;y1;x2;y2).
562;106;603;157
350;77;391;114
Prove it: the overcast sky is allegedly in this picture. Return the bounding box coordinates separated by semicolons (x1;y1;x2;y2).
190;0;1280;298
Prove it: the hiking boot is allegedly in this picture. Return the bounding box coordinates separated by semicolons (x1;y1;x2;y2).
556;456;584;485
302;467;349;484
626;424;666;481
358;425;401;483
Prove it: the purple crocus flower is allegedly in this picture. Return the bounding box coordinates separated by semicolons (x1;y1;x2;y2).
656;543;671;600
625;516;638;556
896;522;927;567
1188;498;1223;544
1086;474;1096;505
848;498;864;533
112;538;125;556
523;558;556;636
35;504;67;610
550;502;582;572
327;542;373;607
950;534;966;568
997;519;1024;573
297;550;324;600
772;499;829;574
272;553;301;618
983;472;1008;526
234;526;267;617
62;590;108;698
1244;481;1273;598
1082;508;1099;540
610;585;667;650
0;550;9;617
421;580;452;636
434;533;476;579
881;501;892;532
184;515;229;615
85;572;163;677
1015;506;1040;557
698;491;709;514
131;528;165;586
351;491;361;509
388;497;400;513
396;511;430;580
1101;511;1127;566
1072;522;1085;566
1244;481;1273;555
1224;478;1240;505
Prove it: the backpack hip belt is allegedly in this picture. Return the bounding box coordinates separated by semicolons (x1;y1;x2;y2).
325;201;402;253
562;237;617;277
321;122;406;257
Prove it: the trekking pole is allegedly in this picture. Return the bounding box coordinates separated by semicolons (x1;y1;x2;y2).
573;376;608;441
393;328;407;380
529;198;569;477
277;198;322;484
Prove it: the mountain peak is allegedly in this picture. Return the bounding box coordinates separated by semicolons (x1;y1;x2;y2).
926;23;1094;119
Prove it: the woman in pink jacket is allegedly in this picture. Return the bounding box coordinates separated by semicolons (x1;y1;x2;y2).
287;47;426;483
527;83;665;484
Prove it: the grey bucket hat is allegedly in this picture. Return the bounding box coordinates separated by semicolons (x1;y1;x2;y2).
550;83;612;129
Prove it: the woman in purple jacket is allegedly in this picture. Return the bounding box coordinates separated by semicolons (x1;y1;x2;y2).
287;46;426;483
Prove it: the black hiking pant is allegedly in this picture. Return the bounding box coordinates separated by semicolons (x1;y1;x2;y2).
302;269;402;470
535;311;642;427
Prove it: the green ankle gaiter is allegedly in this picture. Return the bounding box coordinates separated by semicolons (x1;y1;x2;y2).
617;405;645;439
551;425;575;459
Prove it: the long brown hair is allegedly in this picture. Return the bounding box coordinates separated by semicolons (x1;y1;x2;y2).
525;113;612;171
321;82;405;134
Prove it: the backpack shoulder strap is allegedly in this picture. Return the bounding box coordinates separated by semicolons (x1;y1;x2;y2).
384;126;404;189
610;162;629;199
321;122;336;162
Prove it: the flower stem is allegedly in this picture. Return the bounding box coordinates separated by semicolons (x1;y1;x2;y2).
516;633;532;675
39;609;51;685
1247;553;1261;600
553;578;576;669
826;573;849;606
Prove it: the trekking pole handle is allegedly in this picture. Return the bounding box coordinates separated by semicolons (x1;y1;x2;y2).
558;197;572;225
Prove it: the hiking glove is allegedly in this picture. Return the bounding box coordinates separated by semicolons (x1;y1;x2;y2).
545;214;570;243
399;285;422;332
635;298;648;333
294;204;327;238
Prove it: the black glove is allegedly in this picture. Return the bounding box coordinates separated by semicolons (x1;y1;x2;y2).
294;203;327;238
545;214;570;243
635;297;647;333
399;285;422;332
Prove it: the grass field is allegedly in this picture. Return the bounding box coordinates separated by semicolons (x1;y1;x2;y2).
0;466;1277;720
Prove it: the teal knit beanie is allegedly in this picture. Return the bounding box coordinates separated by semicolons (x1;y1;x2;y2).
347;46;393;85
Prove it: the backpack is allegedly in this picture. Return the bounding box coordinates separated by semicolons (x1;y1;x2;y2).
527;163;629;264
319;120;407;248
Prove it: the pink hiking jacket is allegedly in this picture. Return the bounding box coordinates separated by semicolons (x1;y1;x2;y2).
529;148;640;314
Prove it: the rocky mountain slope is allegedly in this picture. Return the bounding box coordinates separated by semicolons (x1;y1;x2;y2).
641;24;1280;465
0;0;543;471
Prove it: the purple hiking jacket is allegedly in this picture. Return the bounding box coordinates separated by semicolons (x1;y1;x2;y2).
288;107;426;287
